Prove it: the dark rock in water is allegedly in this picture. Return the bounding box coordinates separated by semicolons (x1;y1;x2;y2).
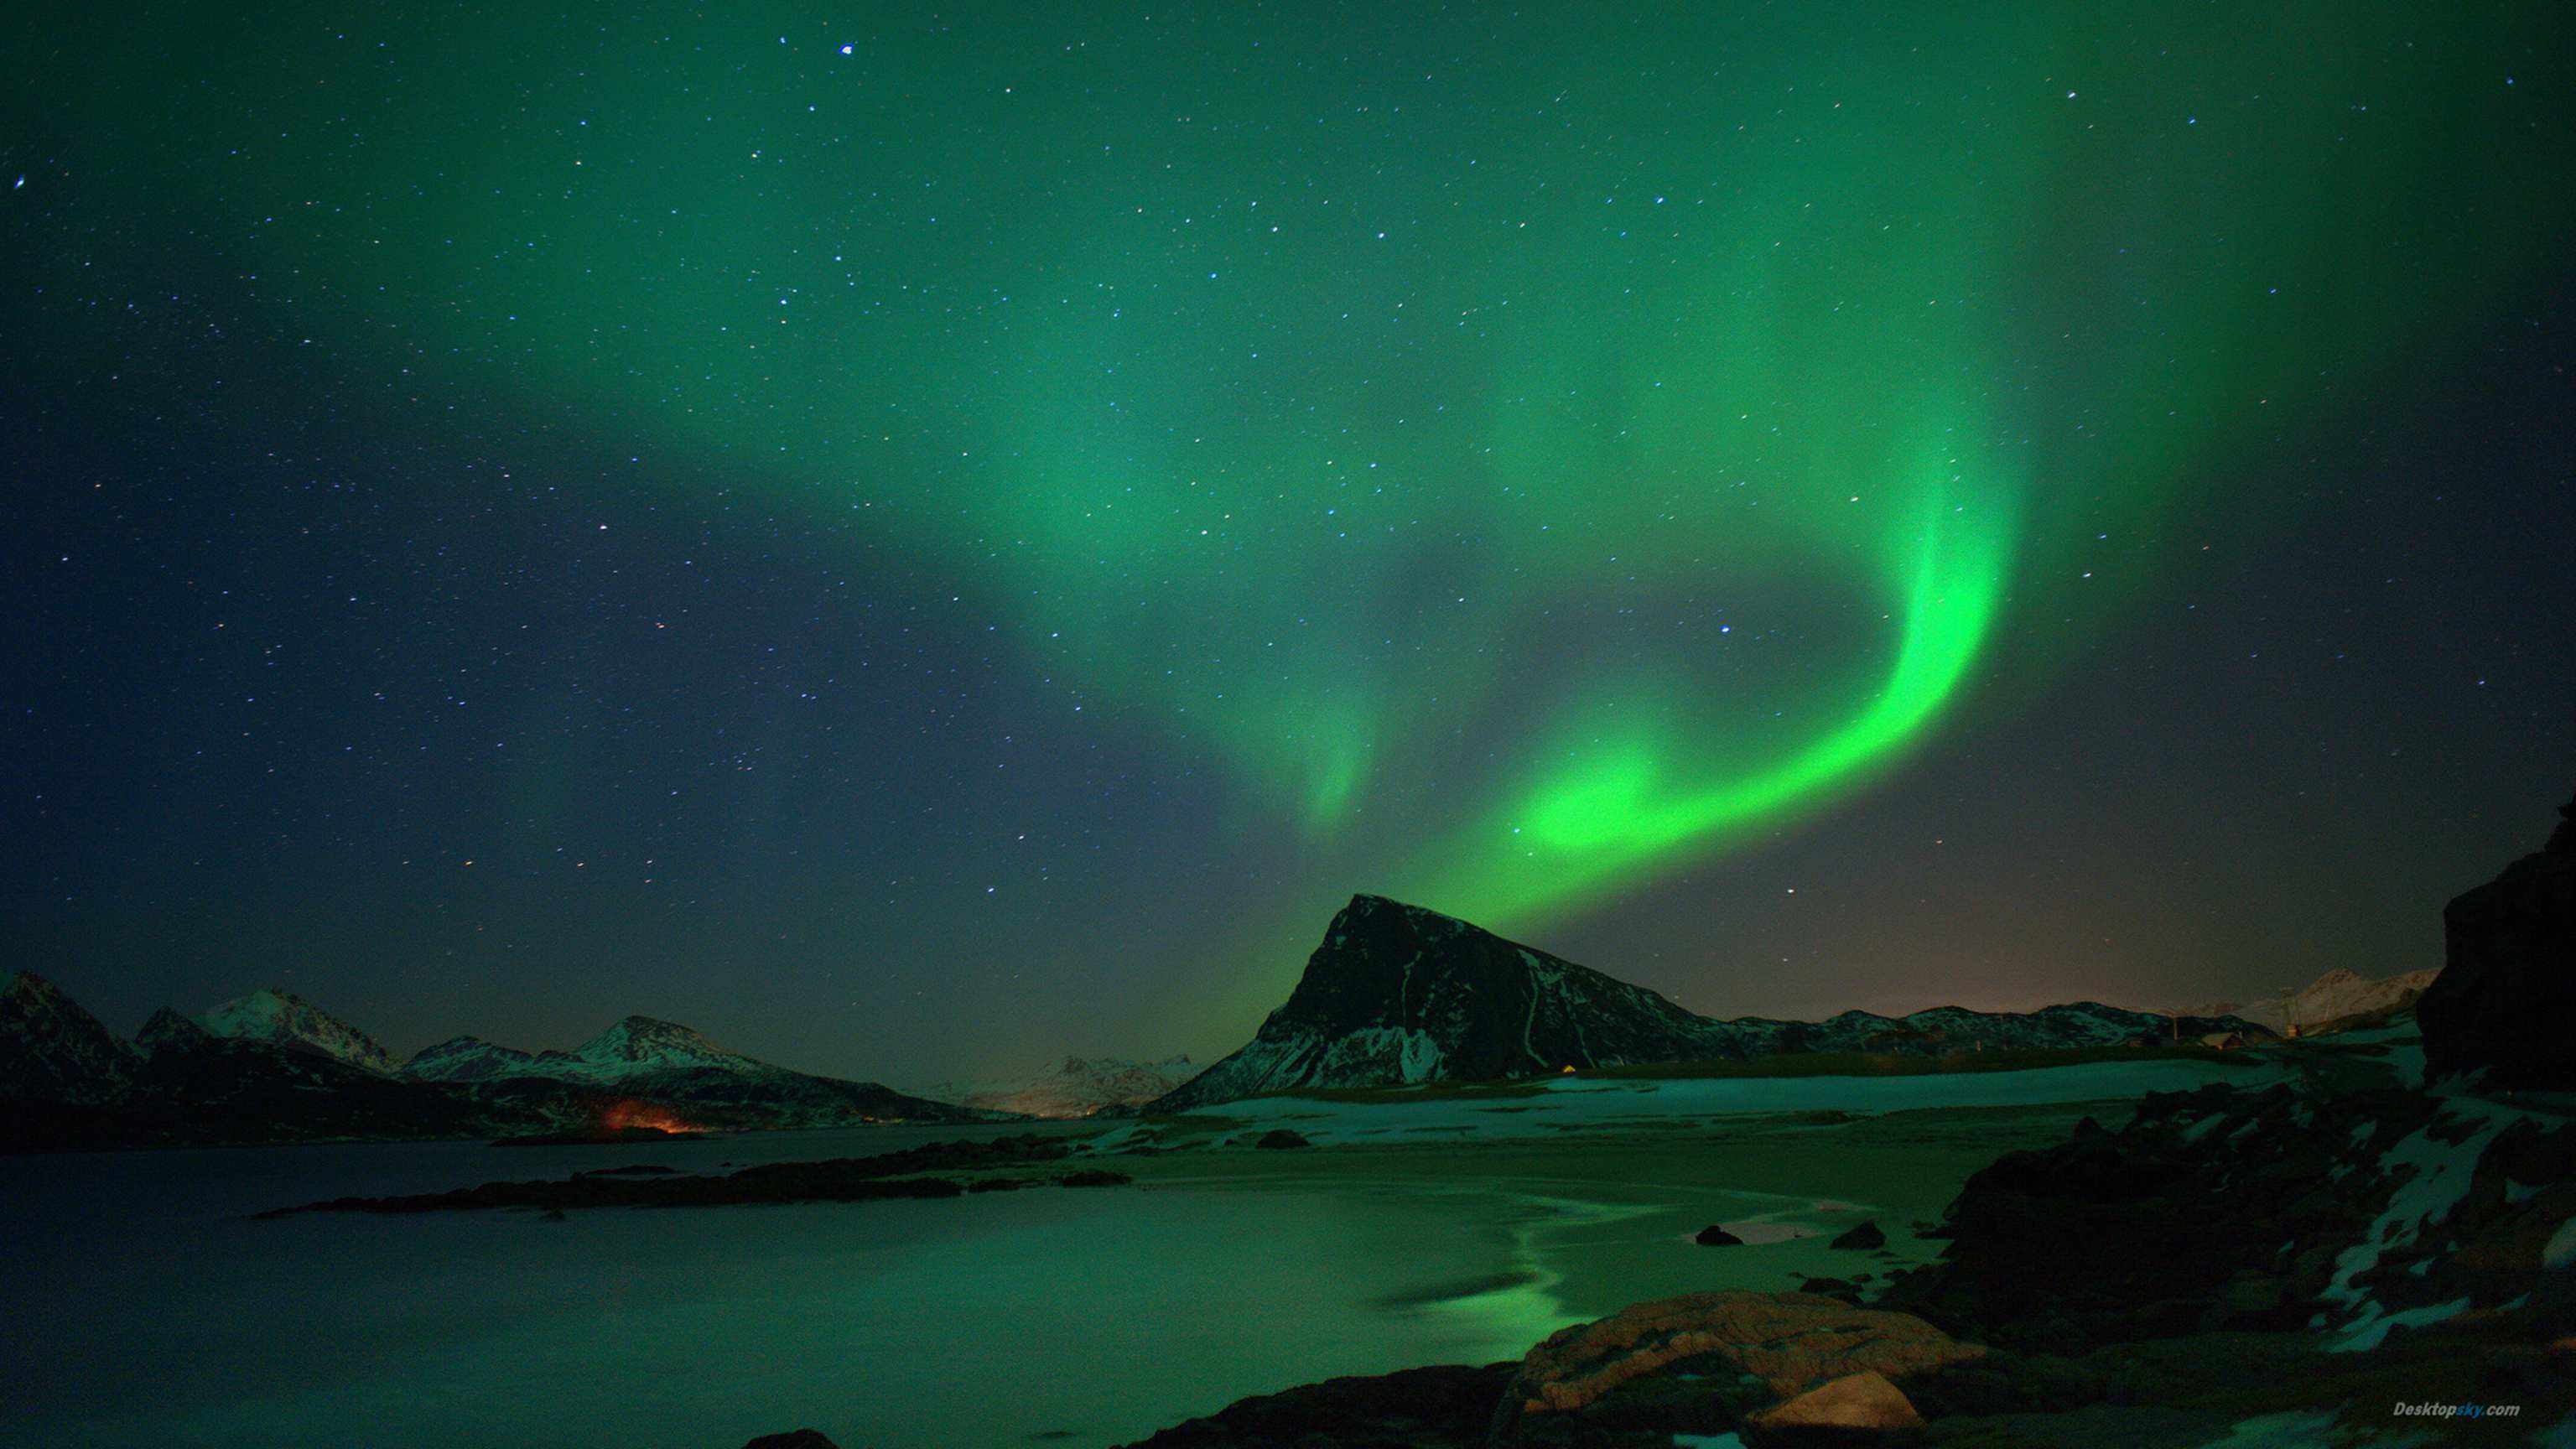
2421;788;2576;1089
1115;1362;1514;1447
574;1162;684;1177
1829;1220;1886;1251
742;1432;839;1449
1057;1168;1132;1188
1792;1275;1864;1304
538;1208;567;1223
1253;1128;1311;1150
1694;1224;1744;1247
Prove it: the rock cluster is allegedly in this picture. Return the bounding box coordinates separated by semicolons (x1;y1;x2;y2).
1118;1292;1976;1447
1881;1081;2576;1351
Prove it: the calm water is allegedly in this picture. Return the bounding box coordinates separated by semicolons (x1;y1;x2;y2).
3;1127;1584;1448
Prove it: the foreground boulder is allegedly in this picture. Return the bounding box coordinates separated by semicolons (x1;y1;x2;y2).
740;1433;838;1449
1495;1290;1982;1441
2421;789;2576;1088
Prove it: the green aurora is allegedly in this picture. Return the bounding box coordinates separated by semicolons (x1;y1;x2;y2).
45;0;2570;975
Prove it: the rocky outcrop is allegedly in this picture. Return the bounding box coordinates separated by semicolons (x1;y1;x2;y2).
2420;789;2576;1088
1153;895;2267;1109
740;1432;839;1449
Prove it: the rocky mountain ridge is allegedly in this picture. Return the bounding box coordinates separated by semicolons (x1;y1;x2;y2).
1152;894;2268;1111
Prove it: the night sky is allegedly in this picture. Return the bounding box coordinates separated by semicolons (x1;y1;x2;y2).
5;2;2572;1087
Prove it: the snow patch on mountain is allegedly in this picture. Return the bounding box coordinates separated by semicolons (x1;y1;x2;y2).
200;989;400;1074
399;1036;539;1083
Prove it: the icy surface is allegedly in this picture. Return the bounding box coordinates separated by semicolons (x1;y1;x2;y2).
1185;1059;2277;1145
0;1126;1574;1449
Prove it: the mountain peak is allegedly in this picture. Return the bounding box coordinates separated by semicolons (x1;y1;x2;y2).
1156;896;1717;1111
0;973;137;1105
200;988;399;1074
137;1007;214;1054
564;1015;753;1078
4;971;70;1007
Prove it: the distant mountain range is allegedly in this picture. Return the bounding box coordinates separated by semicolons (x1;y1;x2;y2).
918;1055;1197;1119
7;894;2436;1149
1150;895;2283;1112
0;976;1004;1151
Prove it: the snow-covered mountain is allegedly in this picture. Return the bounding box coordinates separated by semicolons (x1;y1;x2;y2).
407;1016;823;1085
0;972;138;1106
199;988;401;1074
2188;966;2442;1036
3;977;1001;1150
924;1055;1197;1119
397;1015;1004;1128
538;1015;769;1081
1151;895;2269;1111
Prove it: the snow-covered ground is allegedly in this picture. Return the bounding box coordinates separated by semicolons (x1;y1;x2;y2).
1106;1057;2280;1148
